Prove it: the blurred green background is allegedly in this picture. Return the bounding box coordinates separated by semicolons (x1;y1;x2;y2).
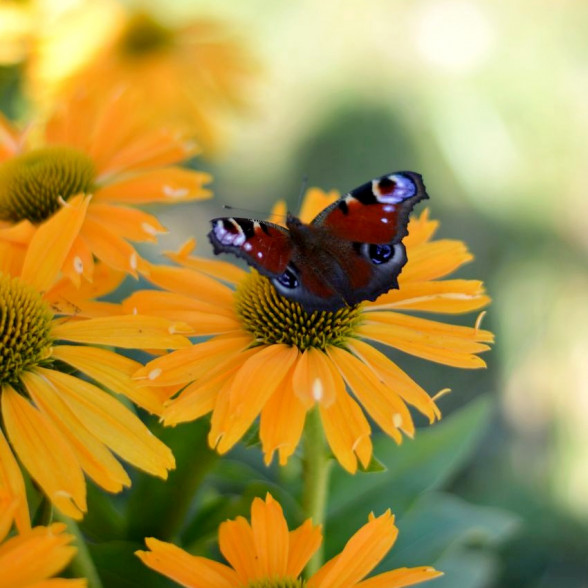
2;1;587;586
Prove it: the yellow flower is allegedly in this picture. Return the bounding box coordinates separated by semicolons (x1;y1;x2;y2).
29;3;256;154
137;493;441;588
0;88;211;290
0;269;192;520
130;189;492;473
0;520;86;587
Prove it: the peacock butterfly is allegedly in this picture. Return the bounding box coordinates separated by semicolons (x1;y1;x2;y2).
208;171;429;312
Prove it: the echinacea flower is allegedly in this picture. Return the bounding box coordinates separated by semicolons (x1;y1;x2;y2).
130;188;492;473
137;493;442;588
29;3;256;153
0;88;211;290
0;268;192;520
0;519;85;587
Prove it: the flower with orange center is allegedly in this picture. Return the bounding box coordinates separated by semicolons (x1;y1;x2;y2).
0;88;211;290
0;518;85;588
137;493;442;588
130;188;493;473
28;2;256;154
0;266;193;520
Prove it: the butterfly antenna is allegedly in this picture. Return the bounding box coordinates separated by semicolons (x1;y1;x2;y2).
297;174;309;212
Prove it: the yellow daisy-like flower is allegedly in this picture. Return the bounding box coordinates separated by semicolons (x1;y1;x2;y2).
31;3;256;154
0;518;85;588
137;493;442;588
130;188;492;473
0;269;192;520
0;88;211;290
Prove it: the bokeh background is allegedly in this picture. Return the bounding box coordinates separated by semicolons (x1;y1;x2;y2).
2;1;587;586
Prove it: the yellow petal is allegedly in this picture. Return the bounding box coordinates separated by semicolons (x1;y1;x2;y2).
95;168;212;203
260;363;307;466
356;566;443;588
163;347;258;426
0;523;79;587
20;194;90;292
292;348;337;407
299;188;339;224
87;204;167;243
52;345;165;415
347;340;440;423
403;209;438;248
368;279;491;314
213;345;298;454
327;347;413;441
287;519;323;578
137;538;237;588
136;334;251;386
51;315;191;349
165;239;247;285
80;217;143;277
39;368;175;479
250;494;290;578
1;386;86;519
309;511;397;588
218;516;258;582
358;312;492;369
401;239;473;283
23;371;131;493
318;362;372;474
0;428;29;533
61;235;94;287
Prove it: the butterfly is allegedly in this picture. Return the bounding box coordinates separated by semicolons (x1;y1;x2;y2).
208;171;429;312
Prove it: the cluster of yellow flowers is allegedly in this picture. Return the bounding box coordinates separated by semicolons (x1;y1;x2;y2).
0;3;492;587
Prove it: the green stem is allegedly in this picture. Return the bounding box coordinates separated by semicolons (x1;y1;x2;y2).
302;407;332;578
54;511;103;588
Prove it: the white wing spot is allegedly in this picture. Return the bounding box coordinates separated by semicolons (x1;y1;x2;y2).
244;242;253;251
214;220;246;246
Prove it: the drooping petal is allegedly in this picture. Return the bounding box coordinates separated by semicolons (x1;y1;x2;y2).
20;194;90;292
308;511;397;588
39;368;175;479
0;428;29;532
212;345;298;454
260;363;307;466
51;315;191;349
136;538;238;588
355;566;443;588
1;386;86;519
23;371;131;493
318;361;372;474
292;348;336;407
52;345;165;415
347;340;440;423
327;347;413;441
163;347;258;426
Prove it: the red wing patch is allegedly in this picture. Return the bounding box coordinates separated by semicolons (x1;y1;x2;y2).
208;218;293;276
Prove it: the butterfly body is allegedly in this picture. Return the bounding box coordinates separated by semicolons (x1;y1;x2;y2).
208;171;429;312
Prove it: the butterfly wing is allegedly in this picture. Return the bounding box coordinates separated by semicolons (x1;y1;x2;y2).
309;171;429;306
208;217;294;277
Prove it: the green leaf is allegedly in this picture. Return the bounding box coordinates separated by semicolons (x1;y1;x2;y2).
79;482;125;541
89;541;174;588
325;396;494;555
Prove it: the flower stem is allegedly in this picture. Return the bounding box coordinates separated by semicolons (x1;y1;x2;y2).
302;406;332;577
54;511;103;588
